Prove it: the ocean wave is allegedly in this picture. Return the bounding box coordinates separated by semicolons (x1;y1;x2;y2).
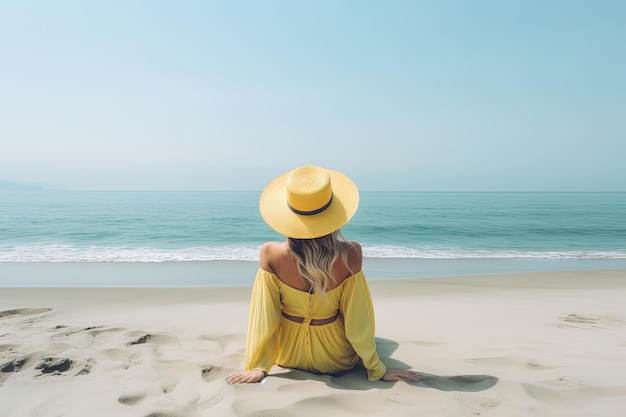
0;244;262;262
1;244;626;262
363;245;626;259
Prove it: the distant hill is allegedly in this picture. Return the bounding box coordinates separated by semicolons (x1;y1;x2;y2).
0;181;45;191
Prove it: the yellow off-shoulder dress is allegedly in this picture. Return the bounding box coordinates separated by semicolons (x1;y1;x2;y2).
245;268;387;381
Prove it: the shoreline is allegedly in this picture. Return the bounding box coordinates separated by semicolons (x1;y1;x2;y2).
2;257;626;287
1;269;625;416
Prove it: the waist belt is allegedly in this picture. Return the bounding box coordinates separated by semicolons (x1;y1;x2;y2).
281;310;340;326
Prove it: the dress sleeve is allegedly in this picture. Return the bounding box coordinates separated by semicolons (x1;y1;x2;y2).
340;272;387;381
245;268;282;373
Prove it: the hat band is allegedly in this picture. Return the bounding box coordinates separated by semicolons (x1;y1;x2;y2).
288;194;334;216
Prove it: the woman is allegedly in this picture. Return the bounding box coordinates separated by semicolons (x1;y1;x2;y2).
226;165;421;384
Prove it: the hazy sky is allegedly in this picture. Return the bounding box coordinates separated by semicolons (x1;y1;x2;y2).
1;1;624;191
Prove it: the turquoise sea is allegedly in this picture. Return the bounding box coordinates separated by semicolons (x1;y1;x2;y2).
1;191;625;286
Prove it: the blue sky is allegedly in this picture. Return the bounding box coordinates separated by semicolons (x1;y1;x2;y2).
1;1;624;191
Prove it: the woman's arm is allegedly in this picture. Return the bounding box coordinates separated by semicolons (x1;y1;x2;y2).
227;263;281;384
340;271;421;382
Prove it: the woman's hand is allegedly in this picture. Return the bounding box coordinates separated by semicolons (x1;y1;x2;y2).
381;369;421;382
226;369;267;384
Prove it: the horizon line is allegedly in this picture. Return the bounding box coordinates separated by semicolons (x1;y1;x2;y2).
2;188;625;194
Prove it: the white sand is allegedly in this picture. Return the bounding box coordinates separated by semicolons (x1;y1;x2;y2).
1;269;625;417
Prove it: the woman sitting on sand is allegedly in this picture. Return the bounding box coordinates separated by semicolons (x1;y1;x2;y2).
227;166;421;384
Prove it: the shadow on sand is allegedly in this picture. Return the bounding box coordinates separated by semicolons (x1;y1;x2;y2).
272;338;498;392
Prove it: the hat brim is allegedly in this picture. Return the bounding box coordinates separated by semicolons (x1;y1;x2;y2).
259;168;359;239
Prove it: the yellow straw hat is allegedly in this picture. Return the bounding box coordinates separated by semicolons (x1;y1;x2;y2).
259;165;359;239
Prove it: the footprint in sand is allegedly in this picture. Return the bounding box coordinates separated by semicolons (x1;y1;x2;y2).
0;308;52;318
118;393;147;406
125;332;176;348
127;334;152;346
35;357;72;375
1;356;28;373
201;365;232;382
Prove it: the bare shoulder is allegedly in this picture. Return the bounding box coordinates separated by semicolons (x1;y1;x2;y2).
346;241;363;273
348;241;362;254
259;241;288;273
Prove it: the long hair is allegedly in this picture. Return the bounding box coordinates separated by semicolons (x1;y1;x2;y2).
287;230;353;296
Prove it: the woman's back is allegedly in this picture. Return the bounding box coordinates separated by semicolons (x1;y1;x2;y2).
259;240;363;293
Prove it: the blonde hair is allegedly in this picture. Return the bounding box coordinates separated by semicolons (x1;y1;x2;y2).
288;230;353;296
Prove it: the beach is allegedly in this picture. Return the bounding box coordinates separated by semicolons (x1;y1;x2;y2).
2;266;625;417
3;0;625;414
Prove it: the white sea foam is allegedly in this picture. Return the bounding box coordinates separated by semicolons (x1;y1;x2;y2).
1;244;625;262
0;244;262;262
362;245;626;259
